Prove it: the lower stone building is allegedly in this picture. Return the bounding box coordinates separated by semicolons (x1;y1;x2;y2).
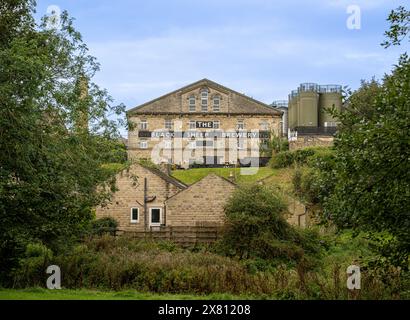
95;163;236;231
166;174;236;227
96;163;187;232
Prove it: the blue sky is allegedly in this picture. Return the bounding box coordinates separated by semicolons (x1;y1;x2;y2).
35;0;409;110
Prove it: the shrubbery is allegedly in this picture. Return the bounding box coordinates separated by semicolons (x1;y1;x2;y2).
218;184;323;266
11;234;408;299
89;217;118;236
270;147;331;169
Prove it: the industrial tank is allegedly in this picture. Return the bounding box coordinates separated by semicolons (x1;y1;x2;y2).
298;83;319;127
288;91;298;130
318;85;342;126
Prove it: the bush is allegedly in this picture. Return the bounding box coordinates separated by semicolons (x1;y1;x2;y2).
270;151;294;168
51;236;276;295
13;243;53;288
270;147;333;169
219;184;322;264
89;217;118;236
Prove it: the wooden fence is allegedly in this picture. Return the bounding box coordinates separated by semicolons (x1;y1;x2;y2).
117;225;223;246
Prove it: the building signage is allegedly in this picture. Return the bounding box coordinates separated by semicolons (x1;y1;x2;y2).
196;121;214;129
138;131;270;139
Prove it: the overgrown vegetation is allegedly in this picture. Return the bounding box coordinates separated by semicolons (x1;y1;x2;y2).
0;0;127;284
217;184;322;267
10;234;409;299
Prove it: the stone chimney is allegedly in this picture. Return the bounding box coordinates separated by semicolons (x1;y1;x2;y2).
75;75;89;134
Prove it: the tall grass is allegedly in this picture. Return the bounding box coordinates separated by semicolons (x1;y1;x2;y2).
12;235;409;299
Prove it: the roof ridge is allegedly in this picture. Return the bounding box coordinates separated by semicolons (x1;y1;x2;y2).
140;164;188;189
126;79;282;116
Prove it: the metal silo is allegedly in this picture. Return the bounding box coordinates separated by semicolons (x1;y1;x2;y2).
297;83;319;127
318;85;342;127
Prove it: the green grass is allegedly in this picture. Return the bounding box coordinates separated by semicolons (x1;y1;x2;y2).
0;288;253;300
171;167;276;185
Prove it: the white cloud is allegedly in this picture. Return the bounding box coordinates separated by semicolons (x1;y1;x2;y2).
88;20;403;109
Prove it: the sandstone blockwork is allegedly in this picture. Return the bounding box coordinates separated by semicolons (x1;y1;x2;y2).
95;164;236;232
166;174;236;227
289;135;334;151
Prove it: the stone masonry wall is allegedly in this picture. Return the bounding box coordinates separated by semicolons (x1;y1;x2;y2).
95;164;182;232
289;135;334;151
165;174;236;226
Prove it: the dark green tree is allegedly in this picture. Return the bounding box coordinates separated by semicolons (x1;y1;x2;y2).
0;0;127;283
323;7;410;265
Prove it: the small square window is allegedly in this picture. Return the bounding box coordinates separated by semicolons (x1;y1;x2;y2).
140;120;148;130
260;121;269;131
189;121;196;130
140;140;148;149
164;140;172;149
164;119;172;130
237;121;245;130
150;208;162;226
131;208;139;223
213;121;220;129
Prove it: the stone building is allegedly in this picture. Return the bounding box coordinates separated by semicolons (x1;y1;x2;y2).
126;79;282;168
96;163;187;232
166;174;236;227
95;163;236;231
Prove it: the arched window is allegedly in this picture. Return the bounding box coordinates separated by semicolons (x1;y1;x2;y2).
189;95;196;112
201;88;208;112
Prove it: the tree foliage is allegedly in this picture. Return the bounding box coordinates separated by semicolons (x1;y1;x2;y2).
382;6;410;47
220;184;321;264
324;55;410;267
0;0;127;283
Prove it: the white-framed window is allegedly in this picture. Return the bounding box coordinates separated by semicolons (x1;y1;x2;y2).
189;120;196;130
260;121;269;131
164;119;173;130
140;140;148;149
189;141;196;149
149;208;162;227
201;89;208;112
237;120;245;130
164;140;172;149
189;95;196;112
130;207;139;223
139;119;148;130
213;121;220;129
213;96;220;112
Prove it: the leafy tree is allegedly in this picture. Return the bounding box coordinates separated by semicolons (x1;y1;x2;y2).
324;55;410;267
315;6;410;268
0;0;127;283
382;6;410;47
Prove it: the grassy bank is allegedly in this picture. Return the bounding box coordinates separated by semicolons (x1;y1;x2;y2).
0;288;252;300
171;167;275;185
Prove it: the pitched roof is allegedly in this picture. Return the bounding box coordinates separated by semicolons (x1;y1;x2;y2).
141;165;188;189
127;78;282;116
165;173;236;201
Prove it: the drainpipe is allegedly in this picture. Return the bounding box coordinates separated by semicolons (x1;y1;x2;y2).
144;177;148;231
